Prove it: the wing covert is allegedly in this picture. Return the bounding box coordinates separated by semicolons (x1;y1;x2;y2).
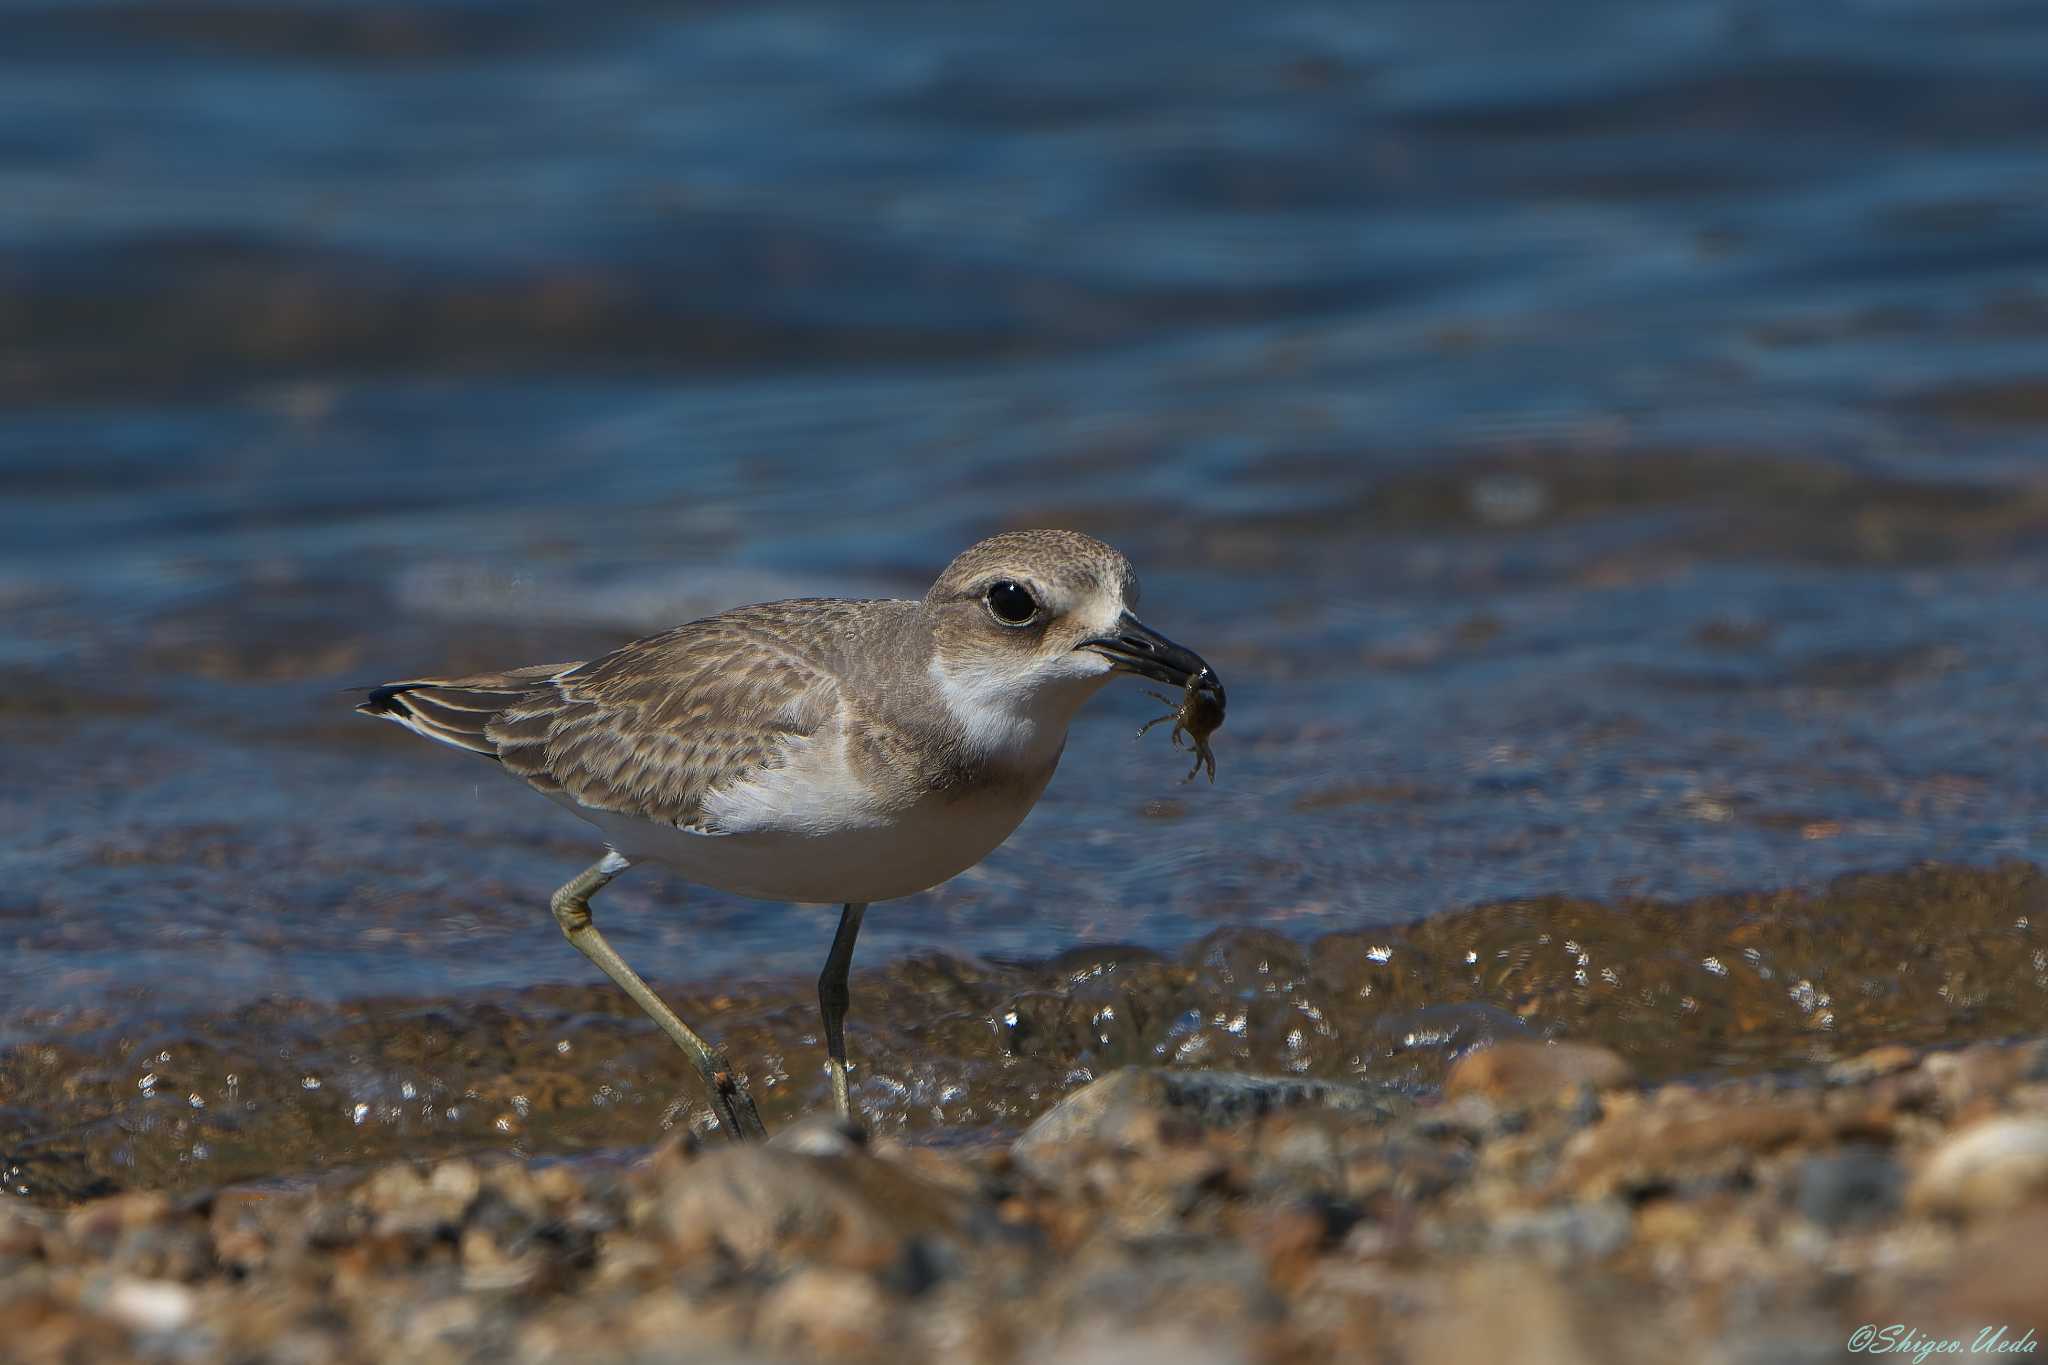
486;612;845;833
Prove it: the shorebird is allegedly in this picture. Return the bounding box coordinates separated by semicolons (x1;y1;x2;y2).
357;530;1225;1140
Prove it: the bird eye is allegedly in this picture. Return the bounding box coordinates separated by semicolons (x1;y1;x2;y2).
984;579;1039;626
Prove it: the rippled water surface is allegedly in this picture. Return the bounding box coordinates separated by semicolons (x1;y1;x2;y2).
5;0;2048;1183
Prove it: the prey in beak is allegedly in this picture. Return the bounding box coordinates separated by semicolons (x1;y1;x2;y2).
1078;613;1228;781
1077;612;1225;699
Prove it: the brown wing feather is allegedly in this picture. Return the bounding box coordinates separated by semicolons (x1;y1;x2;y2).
486;604;852;833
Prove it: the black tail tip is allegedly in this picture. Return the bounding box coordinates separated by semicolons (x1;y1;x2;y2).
356;682;414;717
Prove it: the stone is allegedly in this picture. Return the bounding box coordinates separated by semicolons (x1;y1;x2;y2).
1062;1247;1284;1335
1826;1045;1919;1085
62;1192;172;1254
651;1143;966;1274
1795;1146;1903;1229
1923;1045;2032;1114
427;1158;482;1208
97;1277;196;1334
755;1266;895;1359
0;1199;47;1259
1927;1209;2048;1336
1013;1067;1396;1179
1488;1198;1633;1264
1910;1116;2048;1217
1552;1095;1829;1200
1443;1041;1633;1106
1404;1261;1609;1365
768;1112;869;1158
355;1157;486;1245
1025;1323;1254;1365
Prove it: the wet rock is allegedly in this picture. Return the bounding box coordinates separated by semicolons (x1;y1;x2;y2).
1012;1067;1395;1178
1910;1116;2048;1217
1795;1146;1904;1229
1443;1040;1633;1105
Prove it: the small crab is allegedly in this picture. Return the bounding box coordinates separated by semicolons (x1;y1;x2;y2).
1136;668;1227;783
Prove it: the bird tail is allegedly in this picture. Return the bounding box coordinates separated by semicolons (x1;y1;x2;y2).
354;663;578;759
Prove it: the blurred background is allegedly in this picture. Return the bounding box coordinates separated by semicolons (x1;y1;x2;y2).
4;0;2048;1179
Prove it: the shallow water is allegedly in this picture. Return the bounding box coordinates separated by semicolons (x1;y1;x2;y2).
5;0;2048;1185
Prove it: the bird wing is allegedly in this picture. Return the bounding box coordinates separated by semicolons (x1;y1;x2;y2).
482;606;850;834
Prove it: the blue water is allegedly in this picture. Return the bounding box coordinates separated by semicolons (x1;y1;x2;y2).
4;0;2048;1031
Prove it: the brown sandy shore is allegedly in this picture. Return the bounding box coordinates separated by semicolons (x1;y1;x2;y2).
5;863;2048;1362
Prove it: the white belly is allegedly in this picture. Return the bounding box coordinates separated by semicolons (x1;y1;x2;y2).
559;783;1049;904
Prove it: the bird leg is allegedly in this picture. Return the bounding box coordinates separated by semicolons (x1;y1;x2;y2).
549;854;768;1142
818;902;867;1124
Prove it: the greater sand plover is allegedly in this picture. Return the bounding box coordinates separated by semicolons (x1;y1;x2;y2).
357;529;1225;1140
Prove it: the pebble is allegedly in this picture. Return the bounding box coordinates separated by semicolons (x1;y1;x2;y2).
1826;1044;1919;1085
99;1277;196;1334
1795;1146;1903;1229
1012;1066;1396;1178
1404;1262;1605;1365
0;1199;48;1258
1910;1116;2048;1217
1025;1324;1254;1365
1922;1045;2032;1113
1443;1040;1633;1105
1931;1208;2048;1332
768;1113;869;1157
1488;1198;1633;1264
651;1142;965;1272
1552;1095;1829;1199
755;1266;895;1358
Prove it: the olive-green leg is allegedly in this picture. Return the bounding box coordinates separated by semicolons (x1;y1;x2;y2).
549;854;767;1142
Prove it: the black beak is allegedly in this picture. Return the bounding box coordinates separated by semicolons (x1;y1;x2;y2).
1077;612;1225;702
